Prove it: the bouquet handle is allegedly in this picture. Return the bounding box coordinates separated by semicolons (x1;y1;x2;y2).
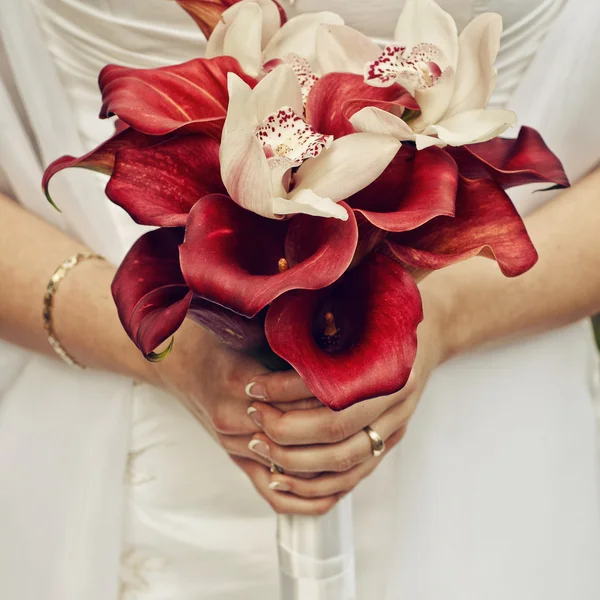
277;494;356;600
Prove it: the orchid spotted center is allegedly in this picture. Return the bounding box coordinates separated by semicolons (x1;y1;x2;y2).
254;106;333;171
284;53;319;105
366;43;443;90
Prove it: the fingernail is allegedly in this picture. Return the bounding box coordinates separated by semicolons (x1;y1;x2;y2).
248;439;270;459
247;406;263;427
269;481;291;492
245;381;267;400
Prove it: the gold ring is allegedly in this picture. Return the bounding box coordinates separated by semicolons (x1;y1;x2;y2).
364;426;385;457
270;463;284;474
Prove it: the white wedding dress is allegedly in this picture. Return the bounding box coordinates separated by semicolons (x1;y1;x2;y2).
1;0;600;599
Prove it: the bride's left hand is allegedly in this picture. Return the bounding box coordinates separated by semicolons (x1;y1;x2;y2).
244;290;448;508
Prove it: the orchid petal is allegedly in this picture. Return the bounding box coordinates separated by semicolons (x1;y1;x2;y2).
445;13;502;118
316;24;381;75
294;133;401;202
253;65;303;122
180;194;357;317
277;188;349;220
263;12;345;67
265;253;423;410
412;69;456;129
394;0;459;70
430;108;516;146
223;73;257;136
220;129;275;218
222;3;264;77
350;106;417;141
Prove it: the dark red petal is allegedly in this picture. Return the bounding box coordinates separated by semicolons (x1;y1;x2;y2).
266;253;423;411
447;126;570;189
351;146;458;232
42;127;157;208
112;228;192;356
180;194;358;318
386;176;538;278
306;73;418;138
174;0;286;38
99;57;257;137
106;134;225;227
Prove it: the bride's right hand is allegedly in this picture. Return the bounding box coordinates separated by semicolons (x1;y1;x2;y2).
151;320;340;515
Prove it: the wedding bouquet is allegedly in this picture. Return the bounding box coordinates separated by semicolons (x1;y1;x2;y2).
43;0;568;596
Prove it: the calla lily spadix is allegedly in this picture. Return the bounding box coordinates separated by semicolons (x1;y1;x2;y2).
220;65;401;220
317;0;516;149
206;0;343;78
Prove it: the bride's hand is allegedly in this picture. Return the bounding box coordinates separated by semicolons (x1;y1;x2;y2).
153;320;339;515
245;290;448;506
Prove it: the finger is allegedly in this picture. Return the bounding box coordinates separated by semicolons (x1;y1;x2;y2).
248;393;400;446
217;434;271;468
245;371;313;403
248;396;416;473
272;398;324;412
268;427;407;498
232;457;341;516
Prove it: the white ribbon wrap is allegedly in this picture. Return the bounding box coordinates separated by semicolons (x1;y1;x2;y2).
277;495;356;600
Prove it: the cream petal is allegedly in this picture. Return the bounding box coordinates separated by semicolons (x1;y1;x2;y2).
254;0;283;46
293;133;401;203
263;12;345;68
223;73;257;137
275;188;349;220
412;68;456;128
220;129;276;218
429;108;517;146
350;106;415;141
316;24;381;75
222;3;264;78
393;0;459;70
414;133;445;150
252;65;304;122
444;13;503;118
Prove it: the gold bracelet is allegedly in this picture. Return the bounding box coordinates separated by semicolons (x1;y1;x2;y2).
43;252;106;369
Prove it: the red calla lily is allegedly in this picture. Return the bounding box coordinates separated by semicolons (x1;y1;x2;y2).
349;145;458;232
112;228;193;358
99;57;257;138
43;129;224;226
173;0;287;39
306;73;418;138
180;194;359;317
106;134;225;226
447;126;570;189
42;127;158;208
113;227;269;357
266;252;423;410
385;176;538;278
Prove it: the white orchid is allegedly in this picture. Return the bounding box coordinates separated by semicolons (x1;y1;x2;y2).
220;65;401;220
317;0;516;149
206;0;343;79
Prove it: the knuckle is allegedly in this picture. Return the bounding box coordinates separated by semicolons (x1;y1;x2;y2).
211;405;237;435
324;417;347;443
332;450;357;473
215;433;234;452
266;419;288;445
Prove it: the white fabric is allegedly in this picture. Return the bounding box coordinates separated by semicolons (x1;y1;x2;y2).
0;1;600;599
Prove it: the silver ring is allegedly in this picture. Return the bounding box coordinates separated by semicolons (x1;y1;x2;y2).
364;426;385;457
